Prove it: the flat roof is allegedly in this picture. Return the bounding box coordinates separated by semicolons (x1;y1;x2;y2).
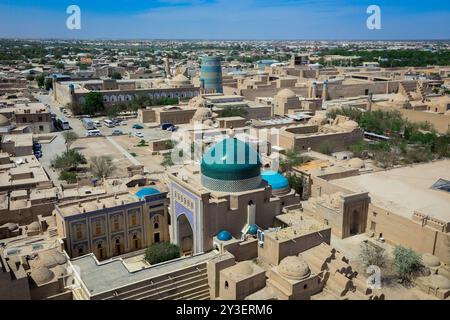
330;160;450;222
71;251;217;296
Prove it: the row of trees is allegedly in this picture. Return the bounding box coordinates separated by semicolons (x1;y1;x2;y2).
70;92;179;116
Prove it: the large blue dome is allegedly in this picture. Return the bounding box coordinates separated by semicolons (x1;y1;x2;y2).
261;171;289;191
201;138;262;181
135;187;160;200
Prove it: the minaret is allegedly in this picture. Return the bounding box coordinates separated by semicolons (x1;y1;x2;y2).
322;80;329;102
164;58;171;79
310;81;317;99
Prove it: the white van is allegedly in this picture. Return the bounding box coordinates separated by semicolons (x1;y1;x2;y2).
86;129;102;137
103;119;115;128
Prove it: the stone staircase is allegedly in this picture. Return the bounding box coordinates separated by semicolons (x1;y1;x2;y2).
103;264;210;301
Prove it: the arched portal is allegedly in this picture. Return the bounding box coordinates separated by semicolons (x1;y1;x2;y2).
177;214;193;255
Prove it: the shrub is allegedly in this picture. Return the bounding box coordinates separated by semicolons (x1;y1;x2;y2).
359;242;387;268
393;246;423;284
144;243;180;265
59;171;77;184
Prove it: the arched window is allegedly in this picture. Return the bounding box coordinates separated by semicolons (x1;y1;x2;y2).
154;222;159;230
225;281;229;289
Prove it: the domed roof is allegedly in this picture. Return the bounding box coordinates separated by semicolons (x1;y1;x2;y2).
34;250;67;269
278;256;311;280
233;261;254;276
248;224;258;235
4;223;18;231
52;265;68;278
27;221;40;232
341;120;359;131
0;114;10;126
216;230;233;241
192;107;212;122
261;171;289;191
201;138;261;181
135;187;160;200
172;74;190;82
428;274;450;290
31;267;55;285
277;89;296;99
422;253;440;268
348;158;365;169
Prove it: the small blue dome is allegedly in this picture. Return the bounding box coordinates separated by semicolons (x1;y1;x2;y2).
216;230;232;241
261;171;289;190
135;187;160;200
248;224;258;235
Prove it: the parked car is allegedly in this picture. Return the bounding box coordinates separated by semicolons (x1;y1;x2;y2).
120;121;128;126
86;129;102;137
161;122;175;131
132;124;144;130
134;132;144;138
112;130;124;136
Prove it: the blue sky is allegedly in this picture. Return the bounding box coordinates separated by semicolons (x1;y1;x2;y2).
0;0;449;39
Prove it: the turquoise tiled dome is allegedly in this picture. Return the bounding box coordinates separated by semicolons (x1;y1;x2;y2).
261;171;289;191
248;224;258;235
201;138;261;181
135;187;160;200
217;230;232;241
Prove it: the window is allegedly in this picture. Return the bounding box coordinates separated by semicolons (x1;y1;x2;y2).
38;116;43;122
113;216;120;231
131;214;137;226
75;224;83;240
22;117;27;122
78;246;84;256
154;223;159;230
39;125;44;131
95;221;102;235
370;221;376;231
154;232;160;243
225;281;229;290
373;212;378;217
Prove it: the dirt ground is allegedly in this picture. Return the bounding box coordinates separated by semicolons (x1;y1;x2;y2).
111;135;166;173
72;137;134;178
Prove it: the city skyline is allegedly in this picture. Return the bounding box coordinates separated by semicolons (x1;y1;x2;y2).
0;0;449;40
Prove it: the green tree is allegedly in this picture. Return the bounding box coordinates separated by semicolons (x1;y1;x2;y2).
52;150;87;171
161;153;174;167
44;78;53;91
359;242;387;268
144;243;181;265
107;105;121;119
62;131;79;151
393;246;423;284
59;171;77;184
286;174;304;197
82;92;104;116
280;149;308;173
89;156;117;179
111;72;122;80
36;74;46;88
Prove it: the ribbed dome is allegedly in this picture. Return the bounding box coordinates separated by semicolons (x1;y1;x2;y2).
201;138;261;181
278;256;311;280
33;250;67;269
277;89;296;99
